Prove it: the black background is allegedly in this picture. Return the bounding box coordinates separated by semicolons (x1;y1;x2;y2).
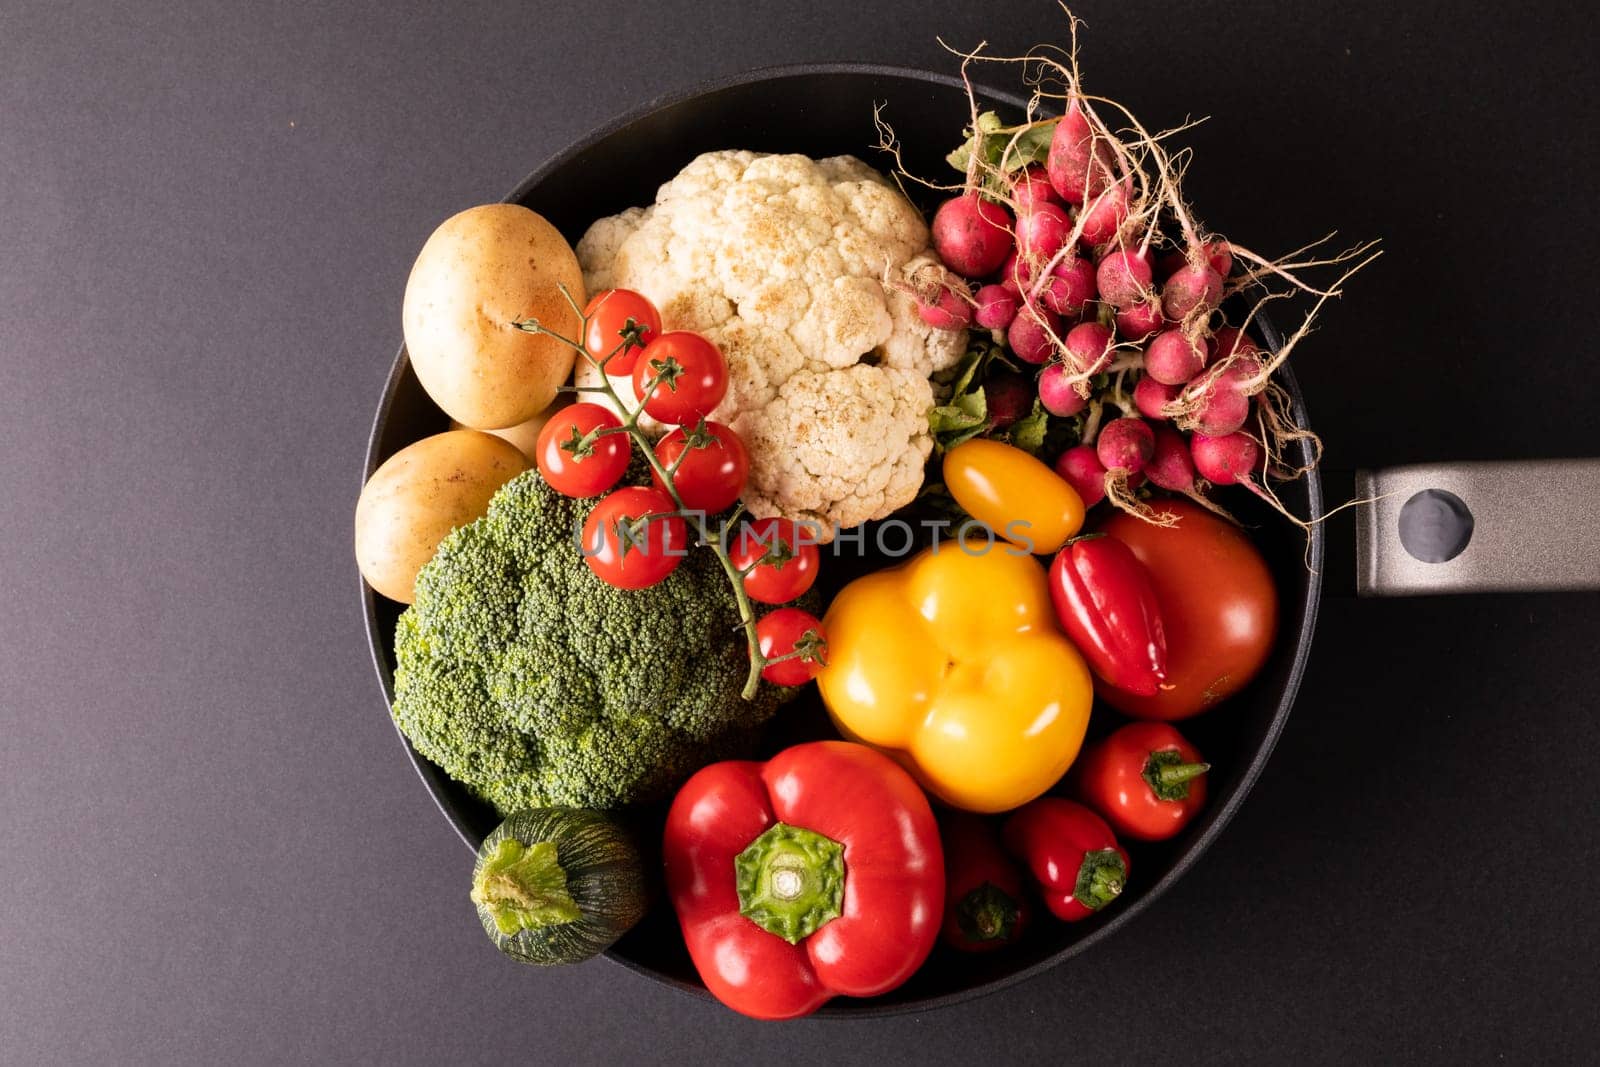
4;1;1597;1063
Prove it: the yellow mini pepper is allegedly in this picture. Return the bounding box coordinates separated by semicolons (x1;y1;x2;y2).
816;542;1094;813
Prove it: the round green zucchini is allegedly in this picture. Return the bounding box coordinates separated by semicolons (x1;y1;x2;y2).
470;807;647;966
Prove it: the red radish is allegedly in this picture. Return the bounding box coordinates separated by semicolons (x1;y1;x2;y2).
984;370;1034;429
1055;444;1108;507
1016;202;1075;263
1034;274;1073;316
1000;250;1034;295
1203;241;1233;278
1211;325;1261;363
932;193;1014;277
1115;299;1164;341
1044;256;1096;316
1165;242;1232;278
1007;307;1062;365
1145;426;1198;491
1063;321;1113;375
974;284;1020;330
1096;417;1155;475
1078;179;1130;247
1143;329;1207;385
1189;359;1257;436
918;285;972;331
1038;363;1089;416
1161;263;1225;321
1095;248;1154;309
1010;164;1059;210
1132;375;1181;420
1190;431;1261;486
1045;99;1115;205
1193;388;1251;437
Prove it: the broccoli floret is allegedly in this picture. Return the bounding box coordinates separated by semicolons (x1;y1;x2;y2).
392;468;800;814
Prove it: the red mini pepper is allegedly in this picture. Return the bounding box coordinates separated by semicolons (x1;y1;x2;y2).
662;741;944;1020
1002;798;1129;922
1075;721;1210;841
1048;534;1168;696
939;813;1030;953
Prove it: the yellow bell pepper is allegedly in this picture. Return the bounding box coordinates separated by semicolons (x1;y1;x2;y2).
816;542;1094;813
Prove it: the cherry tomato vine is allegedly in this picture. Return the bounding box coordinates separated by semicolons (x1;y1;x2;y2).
512;286;826;699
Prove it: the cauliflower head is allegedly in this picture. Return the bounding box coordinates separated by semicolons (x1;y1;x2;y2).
575;150;964;538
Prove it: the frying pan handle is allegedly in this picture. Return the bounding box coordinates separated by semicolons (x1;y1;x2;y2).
1354;459;1600;596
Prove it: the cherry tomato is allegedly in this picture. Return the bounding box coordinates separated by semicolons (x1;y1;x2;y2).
632;331;728;425
729;517;820;604
580;486;687;590
942;438;1086;554
534;403;630;498
1097;499;1278;719
583;289;661;375
652;420;749;514
755;607;827;686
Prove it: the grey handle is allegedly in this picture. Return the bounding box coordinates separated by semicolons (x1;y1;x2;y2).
1355;459;1600;596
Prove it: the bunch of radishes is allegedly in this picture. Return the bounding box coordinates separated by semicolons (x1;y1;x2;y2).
901;40;1376;526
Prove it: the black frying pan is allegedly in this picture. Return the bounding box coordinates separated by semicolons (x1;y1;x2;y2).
360;64;1597;1016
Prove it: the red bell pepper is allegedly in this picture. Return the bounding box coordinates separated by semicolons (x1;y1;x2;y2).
940;813;1029;952
1002;797;1129;922
1075;721;1210;841
662;740;944;1020
1048;534;1168;696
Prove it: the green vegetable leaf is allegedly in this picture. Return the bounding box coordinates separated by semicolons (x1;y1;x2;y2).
947;113;1061;196
995;120;1057;173
930;392;987;431
945;347;986;399
945;141;973;175
1009;399;1051;455
929;390;988;444
930;340;1003;452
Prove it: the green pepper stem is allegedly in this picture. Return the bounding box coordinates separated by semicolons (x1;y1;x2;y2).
1142;748;1210;801
733;822;846;944
1072;848;1127;912
1156;762;1209;787
956;882;1021;943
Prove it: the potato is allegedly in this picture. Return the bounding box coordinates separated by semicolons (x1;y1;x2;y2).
403;204;584;429
449;394;569;463
355;430;527;603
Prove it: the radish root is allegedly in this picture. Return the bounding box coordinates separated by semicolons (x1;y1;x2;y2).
878;9;1378;532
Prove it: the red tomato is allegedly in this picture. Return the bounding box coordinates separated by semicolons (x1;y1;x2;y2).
652;421;749;514
631;331;728;425
729;517;820;605
580;486;687;590
755;607;827;686
534;403;630;498
583;289;661;375
1097;499;1278;719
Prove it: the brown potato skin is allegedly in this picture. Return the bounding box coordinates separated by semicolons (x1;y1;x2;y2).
449;394;568;463
355;430;528;603
403;204;584;429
